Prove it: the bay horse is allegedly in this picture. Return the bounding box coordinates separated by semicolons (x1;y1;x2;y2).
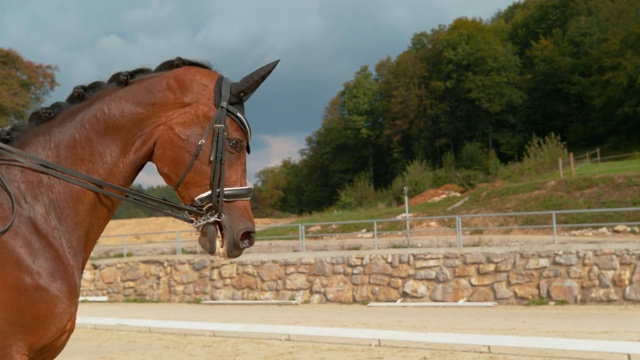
0;57;278;359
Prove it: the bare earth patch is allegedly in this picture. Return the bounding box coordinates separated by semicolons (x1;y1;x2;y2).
102;217;293;236
99;217;295;245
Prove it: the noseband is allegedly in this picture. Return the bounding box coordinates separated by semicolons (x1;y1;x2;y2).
172;76;253;229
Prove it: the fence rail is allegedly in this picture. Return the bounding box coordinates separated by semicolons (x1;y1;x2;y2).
93;207;640;259
559;149;640;178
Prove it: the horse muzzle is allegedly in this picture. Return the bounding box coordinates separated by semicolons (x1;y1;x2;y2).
197;215;256;258
192;185;255;258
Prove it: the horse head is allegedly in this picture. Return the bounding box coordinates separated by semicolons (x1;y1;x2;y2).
152;60;279;258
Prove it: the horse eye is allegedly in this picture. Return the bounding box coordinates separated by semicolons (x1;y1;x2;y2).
228;138;244;153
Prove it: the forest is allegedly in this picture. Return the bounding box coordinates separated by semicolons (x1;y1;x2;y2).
252;0;640;216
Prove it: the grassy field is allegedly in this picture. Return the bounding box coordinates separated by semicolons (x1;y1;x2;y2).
574;158;640;176
259;159;640;236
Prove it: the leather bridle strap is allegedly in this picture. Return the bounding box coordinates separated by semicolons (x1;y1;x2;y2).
173;76;244;196
207;77;231;220
172;76;252;228
0;170;16;235
0;142;205;225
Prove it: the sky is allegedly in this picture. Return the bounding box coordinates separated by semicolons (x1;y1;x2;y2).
0;0;517;186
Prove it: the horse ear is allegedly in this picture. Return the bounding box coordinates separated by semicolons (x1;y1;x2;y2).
230;60;279;103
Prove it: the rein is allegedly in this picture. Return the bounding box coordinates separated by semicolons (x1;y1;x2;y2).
0;76;252;235
0;142;204;227
0;170;16;235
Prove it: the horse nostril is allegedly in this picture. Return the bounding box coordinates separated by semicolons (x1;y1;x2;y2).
239;231;255;249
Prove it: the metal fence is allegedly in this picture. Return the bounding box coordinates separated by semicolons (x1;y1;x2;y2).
93;206;640;259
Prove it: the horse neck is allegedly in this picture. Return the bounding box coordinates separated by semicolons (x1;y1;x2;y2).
20;87;157;190
12;70;213;265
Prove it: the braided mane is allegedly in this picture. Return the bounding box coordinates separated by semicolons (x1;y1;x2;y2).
0;57;212;144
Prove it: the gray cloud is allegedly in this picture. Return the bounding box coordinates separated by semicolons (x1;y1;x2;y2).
1;0;515;185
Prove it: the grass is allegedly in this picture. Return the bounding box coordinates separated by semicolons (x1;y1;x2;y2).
123;297;160;303
573;158;640;177
390;243;410;249
526;297;549;306
255;159;640;240
112;252;133;258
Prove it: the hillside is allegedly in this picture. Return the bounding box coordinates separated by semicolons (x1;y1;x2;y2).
424;175;640;215
103;171;640;240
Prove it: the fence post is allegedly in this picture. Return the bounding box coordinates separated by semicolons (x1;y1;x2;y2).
176;231;182;255
404;186;411;246
596;148;600;165
373;220;378;250
122;235;127;258
299;224;306;252
455;216;463;248
569;153;575;177
552;212;557;245
558;157;564;179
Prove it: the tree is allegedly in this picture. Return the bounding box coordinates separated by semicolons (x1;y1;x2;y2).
339;66;384;187
253;162;290;216
501;0;640;150
0;48;58;126
588;0;640;149
377;49;436;172
428;17;524;158
380;18;523;167
112;184;181;219
295;67;385;212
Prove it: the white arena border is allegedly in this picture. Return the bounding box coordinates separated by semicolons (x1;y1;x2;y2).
77;317;640;357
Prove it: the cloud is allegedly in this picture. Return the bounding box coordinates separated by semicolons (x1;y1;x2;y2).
135;163;165;188
247;133;306;182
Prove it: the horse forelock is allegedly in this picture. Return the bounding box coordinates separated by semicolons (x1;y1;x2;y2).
0;57;214;144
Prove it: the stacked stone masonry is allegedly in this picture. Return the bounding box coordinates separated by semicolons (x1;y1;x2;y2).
81;249;640;304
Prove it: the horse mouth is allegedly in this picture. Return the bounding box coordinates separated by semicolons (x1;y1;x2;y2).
197;222;255;258
197;223;220;256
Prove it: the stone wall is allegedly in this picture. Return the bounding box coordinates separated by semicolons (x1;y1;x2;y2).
81;245;640;304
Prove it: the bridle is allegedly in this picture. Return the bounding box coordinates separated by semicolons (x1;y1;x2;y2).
173;75;253;229
0;76;252;235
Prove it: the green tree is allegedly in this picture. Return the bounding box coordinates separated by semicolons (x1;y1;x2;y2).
112;185;180;219
380;18;523;167
253;161;290;216
340;65;385;187
499;0;574;58
500;0;640;151
427;17;524;158
0;48;58;126
297;67;384;212
588;0;640;149
377;49;436;172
